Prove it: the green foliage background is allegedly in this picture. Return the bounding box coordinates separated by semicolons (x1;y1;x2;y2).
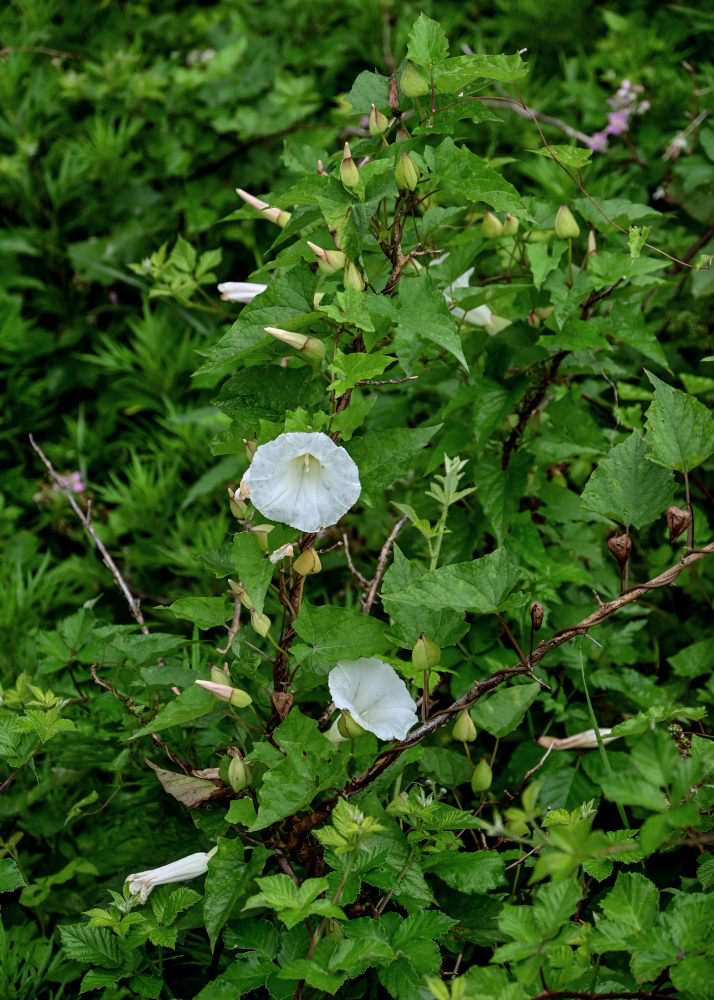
2;1;714;998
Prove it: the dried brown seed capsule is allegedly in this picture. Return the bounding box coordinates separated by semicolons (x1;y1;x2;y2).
388;74;399;111
665;505;692;543
529;601;544;630
607;533;632;567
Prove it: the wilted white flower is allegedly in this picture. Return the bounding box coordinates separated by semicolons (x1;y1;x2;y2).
328;658;418;741
537;728;617;751
269;542;295;564
125;847;217;903
249;432;361;533
445;268;511;335
218;281;267;304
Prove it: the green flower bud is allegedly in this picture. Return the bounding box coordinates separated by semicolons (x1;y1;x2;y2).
470;757;493;793
244;439;256;461
343;259;365;292
502;213;519;236
250;609;271;637
264;326;326;361
481;211;504;238
340;142;360;188
400;60;430;98
369;103;389;136
587;230;597;255
236;188;290;227
228;579;253;610
555;205;580;239
452;709;476;743
395;124;411;143
228;489;248;519
337;710;366;739
195;679;252;708
251;524;274;552
506;817;529;838
306;241;346;276
227;752;250;792
412;632;441;672
292;546;322;576
394;151;419;191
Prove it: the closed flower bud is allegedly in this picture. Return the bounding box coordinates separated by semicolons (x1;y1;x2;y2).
471;758;493;793
502;213;519;236
228;488;248;519
293;546;322;576
555;205;580;239
453;709;476;743
340;142;360;188
530;601;544;630
481;212;504;238
306;241;346;276
587;230;597;255
337;709;367;739
228;579;253;610
250;609;271;637
313;290;325;309
666;505;692;543
369;103;389;135
251;523;274;552
395;124;411;143
607;533;632;567
412;632;441;672
343;259;365;292
244;439;257;461
394;151;419;191
195;678;252;708
388;74;399;111
264;326;326;361
236;188;290;227
227;752;250;792
400;60;430;98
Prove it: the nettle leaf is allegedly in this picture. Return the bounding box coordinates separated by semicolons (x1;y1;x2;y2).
59;923;125;967
204;839;269;951
384;547;521;613
423;850;506;894
195;263;318;373
668;637;714;678
293;601;389;671
0;858;25;892
580;431;675;529
212;365;317;440
531;144;593;169
470;682;541;737
346;424;441;506
169;596;232;630
396;273;468;370
433;53;528;89
128;685;214;740
644;370;714;472
430;136;529;217
250;709;348;830
407;13;449;66
232;531;273;615
600;872;659;933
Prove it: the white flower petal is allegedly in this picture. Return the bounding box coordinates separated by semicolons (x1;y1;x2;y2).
328;658;418;741
218;281;267;303
249;432;361;533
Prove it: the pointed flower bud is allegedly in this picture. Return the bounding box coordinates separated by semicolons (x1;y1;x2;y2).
244;439;257;461
236;188;290;227
340;142;360;188
343;259;365;292
388;74;399;111
400;60;430;98
471;758;493;793
251;523;273;552
293;546;322;576
306;241;346;276
337;709;367;739
607;533;632;567
195;678;252;708
228;578;253;610
228;488;249;519
250;609;271;637
369;103;389;136
412;633;441;672
453;710;477;743
481;212;504;238
227;751;250;792
587;230;597;255
395;124;411;143
394;151;419;191
264;326;326;361
502;213;519;236
555;205;580;239
666;505;691;543
529;601;544;631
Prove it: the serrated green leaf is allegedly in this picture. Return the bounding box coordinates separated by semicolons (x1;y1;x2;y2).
128;684;214;740
231;531;273;615
531;144;593;168
204;840;268;952
407;13;449;66
80;969;125;994
433;53;527;89
644;371;714;472
384;547;521;613
580;431;674;529
0;858;25;893
169;596;232;630
293;601;388;671
396;273;468;370
470;682;540;737
423;850;506;893
59;923;125;967
431;137;528;217
346;425;441;506
600;872;659;932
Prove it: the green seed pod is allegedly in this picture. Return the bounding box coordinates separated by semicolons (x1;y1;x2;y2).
470;758;493;793
481;211;504;238
395;124;411;143
306;240;346;276
340;141;360;188
394;151;419;191
337;710;366;739
452;709;477;743
293;546;322;576
412;633;441;672
555;204;580;239
369;103;389;135
251;524;274;552
343;259;365;292
228;752;250;792
400;60;430;98
502;213;519;236
250;609;271;637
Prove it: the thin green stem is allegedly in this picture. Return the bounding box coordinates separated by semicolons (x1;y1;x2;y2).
579;648;629;828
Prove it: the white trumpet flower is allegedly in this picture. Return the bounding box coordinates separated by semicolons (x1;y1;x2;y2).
248;432;361;533
328;658;418;742
217;281;267;303
125;847;217;903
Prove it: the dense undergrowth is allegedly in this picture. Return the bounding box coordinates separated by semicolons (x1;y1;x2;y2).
2;1;714;998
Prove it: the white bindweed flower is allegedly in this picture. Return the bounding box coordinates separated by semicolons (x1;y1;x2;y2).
328;658;418;742
537;728;617;751
218;281;268;304
125;847;217;903
249;432;361;533
442;266;512;336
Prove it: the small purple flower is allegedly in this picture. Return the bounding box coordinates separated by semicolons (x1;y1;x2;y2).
53;471;85;494
605;111;629;136
586;131;608;152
